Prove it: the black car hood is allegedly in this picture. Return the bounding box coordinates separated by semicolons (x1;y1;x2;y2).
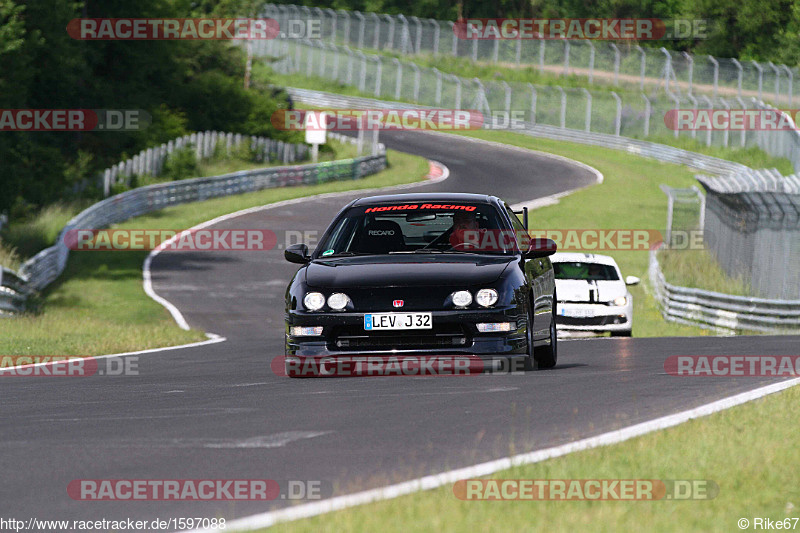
305;254;514;288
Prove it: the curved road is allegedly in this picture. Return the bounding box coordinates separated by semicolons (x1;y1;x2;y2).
1;130;797;526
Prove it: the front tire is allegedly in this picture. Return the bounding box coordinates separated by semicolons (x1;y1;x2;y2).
533;294;558;369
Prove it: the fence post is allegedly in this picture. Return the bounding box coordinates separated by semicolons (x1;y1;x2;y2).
731;58;743;98
341;10;351;45
668;91;680;138
720;98;730;147
687;93;698;139
472;34;478;62
582;88;592;132
610;43;620;86
492;38;499;63
660;47;672;94
752;61;763;101
736;96;747;146
398;14;410;54
357;51;367;92
434;67;442;105
393;58;402;99
374;56;382;96
430;19;440;55
767;61;782;105
370;12;380;49
410;16;422;54
345;46;354;85
563;40;570;76
557;86;566;128
354;11;365;48
587;41;595;84
708;55;719;99
700;95;713;146
515;38;521;65
528;83;537;124
411;63;420;101
642;93;651;137
636;45;646;90
305;39;314;76
452;75;462;109
611;91;621;136
384;14;395;49
782;64;793;107
449;21;457;56
325;8;337;45
682;52;694;95
499;80;510;111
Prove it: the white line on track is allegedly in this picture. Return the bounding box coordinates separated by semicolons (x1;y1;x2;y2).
0;333;226;374
187;375;800;532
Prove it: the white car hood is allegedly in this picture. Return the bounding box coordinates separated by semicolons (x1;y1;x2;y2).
556;279;627;303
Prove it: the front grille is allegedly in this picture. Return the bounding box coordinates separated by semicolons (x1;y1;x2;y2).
556;315;627;326
330;324;469;351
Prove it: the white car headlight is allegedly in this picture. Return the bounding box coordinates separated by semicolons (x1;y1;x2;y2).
610;296;627;306
451;290;473;307
327;292;350;310
303;292;326;311
476;288;499;307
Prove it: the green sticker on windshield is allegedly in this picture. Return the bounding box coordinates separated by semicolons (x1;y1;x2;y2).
322;249;335;256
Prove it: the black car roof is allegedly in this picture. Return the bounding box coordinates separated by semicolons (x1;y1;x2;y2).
351;192;498;206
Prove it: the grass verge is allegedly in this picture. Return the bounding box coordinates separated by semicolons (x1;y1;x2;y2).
658;248;751;296
0;149;429;356
265;382;800;533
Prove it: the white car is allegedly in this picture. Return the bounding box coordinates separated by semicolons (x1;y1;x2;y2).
551;253;640;337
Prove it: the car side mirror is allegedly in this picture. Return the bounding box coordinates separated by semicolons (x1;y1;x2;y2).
285;243;310;264
525;238;557;258
625;275;640;286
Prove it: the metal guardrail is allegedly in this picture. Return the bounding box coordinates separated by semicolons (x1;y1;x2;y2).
286;87;800;330
0;133;386;314
649;245;800;332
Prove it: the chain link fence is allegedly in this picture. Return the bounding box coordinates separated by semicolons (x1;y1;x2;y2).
696;170;800;300
259;37;800;172
262;4;797;107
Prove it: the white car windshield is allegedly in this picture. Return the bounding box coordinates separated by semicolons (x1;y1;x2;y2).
553;262;620;281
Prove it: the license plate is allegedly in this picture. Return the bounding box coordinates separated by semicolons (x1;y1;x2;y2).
562;308;595;318
364;313;432;330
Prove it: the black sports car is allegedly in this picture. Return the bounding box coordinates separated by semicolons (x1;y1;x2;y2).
283;193;557;376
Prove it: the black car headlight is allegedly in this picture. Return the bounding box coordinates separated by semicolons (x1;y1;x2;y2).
451;290;473;308
303;292;326;311
476;288;499;307
327;293;350;310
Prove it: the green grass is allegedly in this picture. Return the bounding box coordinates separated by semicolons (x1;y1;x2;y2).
659;248;751;296
264;381;800;533
1;201;90;262
0;149;429;356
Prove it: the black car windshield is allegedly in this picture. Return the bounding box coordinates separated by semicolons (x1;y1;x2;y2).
316;202;520;256
553;262;620;281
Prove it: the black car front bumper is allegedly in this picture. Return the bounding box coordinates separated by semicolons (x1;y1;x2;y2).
285;306;527;358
